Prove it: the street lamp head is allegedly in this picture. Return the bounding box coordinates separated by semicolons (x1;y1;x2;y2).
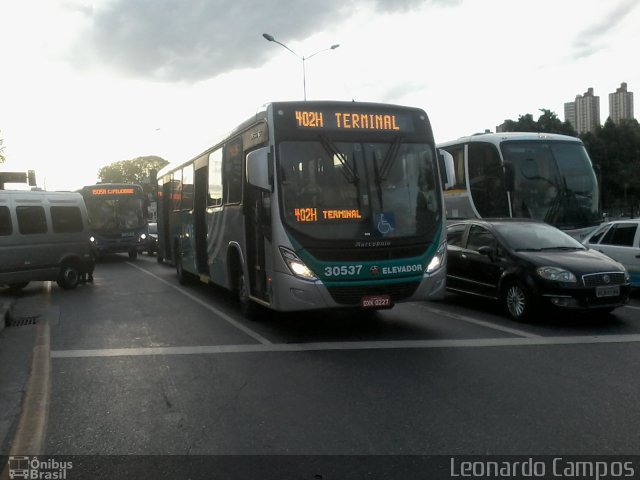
262;33;275;42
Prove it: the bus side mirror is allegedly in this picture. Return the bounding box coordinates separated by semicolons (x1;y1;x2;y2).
246;147;272;191
437;149;456;190
503;162;515;192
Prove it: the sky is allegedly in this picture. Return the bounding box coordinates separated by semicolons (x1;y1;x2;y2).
1;0;638;191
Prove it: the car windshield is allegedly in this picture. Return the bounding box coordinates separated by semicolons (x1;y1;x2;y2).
493;222;586;251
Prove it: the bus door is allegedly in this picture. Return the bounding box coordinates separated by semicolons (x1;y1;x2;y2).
194;166;209;274
244;183;271;303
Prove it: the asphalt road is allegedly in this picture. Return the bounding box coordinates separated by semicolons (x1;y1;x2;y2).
2;254;640;478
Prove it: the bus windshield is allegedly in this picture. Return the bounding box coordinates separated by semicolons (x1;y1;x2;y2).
278;140;441;240
501;141;600;229
85;197;147;232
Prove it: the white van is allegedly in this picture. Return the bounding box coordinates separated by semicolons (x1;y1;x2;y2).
0;190;94;290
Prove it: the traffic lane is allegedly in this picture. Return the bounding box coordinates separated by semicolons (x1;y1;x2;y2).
436;291;640;337
45;341;640;455
47;257;268;352
135;256;534;345
135;255;640;344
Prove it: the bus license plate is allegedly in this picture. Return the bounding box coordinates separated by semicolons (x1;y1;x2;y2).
361;295;392;308
596;285;620;297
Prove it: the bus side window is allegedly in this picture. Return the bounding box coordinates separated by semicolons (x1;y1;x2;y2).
224;137;243;205
441;146;465;190
468;143;508;217
208;149;223;207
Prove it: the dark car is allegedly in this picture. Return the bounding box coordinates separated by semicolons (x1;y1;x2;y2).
446;218;631;321
139;222;158;255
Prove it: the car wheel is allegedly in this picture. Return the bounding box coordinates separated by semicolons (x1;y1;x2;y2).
57;263;81;290
502;280;532;321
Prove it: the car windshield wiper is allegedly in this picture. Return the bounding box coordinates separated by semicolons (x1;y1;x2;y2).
540;246;584;251
514;248;542;252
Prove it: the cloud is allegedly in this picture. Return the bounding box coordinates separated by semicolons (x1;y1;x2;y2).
570;0;638;59
67;0;461;83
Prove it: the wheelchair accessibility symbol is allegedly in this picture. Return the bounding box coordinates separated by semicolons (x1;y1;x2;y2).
376;212;396;235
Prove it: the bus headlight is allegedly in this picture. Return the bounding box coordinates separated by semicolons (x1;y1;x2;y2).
279;247;317;281
426;241;446;274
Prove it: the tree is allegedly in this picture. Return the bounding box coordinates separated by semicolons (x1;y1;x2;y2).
582;118;640;217
97;156;169;184
0;130;6;164
499;109;577;136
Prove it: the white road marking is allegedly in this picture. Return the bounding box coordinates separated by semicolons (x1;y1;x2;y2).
419;305;541;338
126;262;273;345
51;334;640;358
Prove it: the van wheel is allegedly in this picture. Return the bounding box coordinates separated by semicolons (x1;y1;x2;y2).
57;264;81;290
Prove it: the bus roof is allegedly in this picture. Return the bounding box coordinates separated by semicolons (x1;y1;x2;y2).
437;131;583;148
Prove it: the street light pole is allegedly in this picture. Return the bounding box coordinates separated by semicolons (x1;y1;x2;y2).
262;33;339;101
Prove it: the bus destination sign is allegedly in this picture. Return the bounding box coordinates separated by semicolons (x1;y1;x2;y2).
91;187;136;196
294;207;362;222
294;110;414;132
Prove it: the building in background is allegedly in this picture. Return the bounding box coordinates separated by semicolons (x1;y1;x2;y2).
564;101;576;131
609;82;634;124
574;88;600;134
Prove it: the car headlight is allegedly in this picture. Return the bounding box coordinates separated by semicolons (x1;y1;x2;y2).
536;266;577;283
426;241;447;274
279;247;317;281
140;233;147;240
89;236;96;243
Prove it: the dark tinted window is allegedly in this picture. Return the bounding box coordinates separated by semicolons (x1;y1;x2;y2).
225;137;243;204
51;206;84;233
467;143;509;217
601;223;637;247
446;224;466;247
467;225;496;251
17;206;47;234
0;206;12;236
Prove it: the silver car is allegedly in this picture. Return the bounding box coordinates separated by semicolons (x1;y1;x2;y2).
582;219;640;288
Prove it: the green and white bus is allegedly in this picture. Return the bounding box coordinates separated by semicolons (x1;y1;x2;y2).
437;132;601;238
156;101;447;316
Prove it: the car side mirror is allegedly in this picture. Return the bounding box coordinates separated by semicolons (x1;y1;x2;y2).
478;245;495;258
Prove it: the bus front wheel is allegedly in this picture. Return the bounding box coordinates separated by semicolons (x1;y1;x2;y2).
237;270;260;320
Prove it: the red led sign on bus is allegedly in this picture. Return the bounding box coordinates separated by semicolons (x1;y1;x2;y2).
294;110;413;132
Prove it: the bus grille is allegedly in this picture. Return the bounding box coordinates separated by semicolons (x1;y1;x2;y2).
582;272;626;287
326;281;420;305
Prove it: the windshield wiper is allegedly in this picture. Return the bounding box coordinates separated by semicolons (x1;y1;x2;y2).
318;135;359;184
379;136;403;181
540;246;584;251
514;248;542;252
